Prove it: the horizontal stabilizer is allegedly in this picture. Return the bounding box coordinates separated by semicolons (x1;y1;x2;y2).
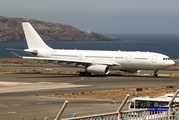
6;48;24;52
7;48;37;56
11;52;22;58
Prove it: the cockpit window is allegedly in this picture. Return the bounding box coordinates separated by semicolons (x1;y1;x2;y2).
163;58;171;60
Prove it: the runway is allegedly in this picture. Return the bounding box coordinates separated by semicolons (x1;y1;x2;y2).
0;67;179;120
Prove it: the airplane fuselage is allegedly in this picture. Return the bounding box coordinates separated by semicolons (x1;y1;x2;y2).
35;48;174;71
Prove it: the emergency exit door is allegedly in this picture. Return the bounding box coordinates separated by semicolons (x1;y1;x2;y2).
152;55;157;63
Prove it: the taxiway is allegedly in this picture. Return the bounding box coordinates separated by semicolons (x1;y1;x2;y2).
0;66;179;120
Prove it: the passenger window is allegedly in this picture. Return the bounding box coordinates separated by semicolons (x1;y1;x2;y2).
163;58;170;60
130;102;134;108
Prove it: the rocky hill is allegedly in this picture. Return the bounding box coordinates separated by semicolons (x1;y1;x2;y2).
0;16;120;42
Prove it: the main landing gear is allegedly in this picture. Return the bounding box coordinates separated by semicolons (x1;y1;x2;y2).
153;70;158;77
79;72;92;76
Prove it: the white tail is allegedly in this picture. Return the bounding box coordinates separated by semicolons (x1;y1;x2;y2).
22;22;52;49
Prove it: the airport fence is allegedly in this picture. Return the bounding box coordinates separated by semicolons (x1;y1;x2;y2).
61;105;179;120
54;90;179;120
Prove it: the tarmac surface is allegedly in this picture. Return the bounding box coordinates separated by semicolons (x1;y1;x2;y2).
0;65;179;120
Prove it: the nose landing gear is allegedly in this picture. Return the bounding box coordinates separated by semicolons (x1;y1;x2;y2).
153;70;158;77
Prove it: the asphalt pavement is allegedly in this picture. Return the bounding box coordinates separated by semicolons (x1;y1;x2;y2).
0;66;179;120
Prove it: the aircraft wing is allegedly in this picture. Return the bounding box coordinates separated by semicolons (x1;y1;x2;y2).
22;56;119;66
93;61;119;66
11;52;120;66
22;56;91;64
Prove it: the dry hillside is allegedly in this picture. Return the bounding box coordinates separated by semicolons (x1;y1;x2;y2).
0;16;120;42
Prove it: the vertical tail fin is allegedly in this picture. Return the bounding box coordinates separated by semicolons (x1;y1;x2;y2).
22;22;52;49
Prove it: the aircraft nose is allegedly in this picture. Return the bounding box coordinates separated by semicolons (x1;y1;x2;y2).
171;60;175;65
168;60;175;66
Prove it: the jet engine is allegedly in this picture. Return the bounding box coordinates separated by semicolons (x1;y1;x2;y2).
86;65;110;75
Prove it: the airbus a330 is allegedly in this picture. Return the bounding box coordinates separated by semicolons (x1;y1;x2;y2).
9;22;175;77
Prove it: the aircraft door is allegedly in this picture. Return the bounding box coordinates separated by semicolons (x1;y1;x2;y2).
79;53;83;60
127;54;132;62
152;55;157;63
47;51;51;58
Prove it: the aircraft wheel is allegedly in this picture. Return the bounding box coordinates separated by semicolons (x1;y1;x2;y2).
153;74;158;77
79;72;85;76
153;70;158;77
79;72;91;76
86;72;91;76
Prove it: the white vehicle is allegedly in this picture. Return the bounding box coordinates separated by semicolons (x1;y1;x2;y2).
164;93;179;98
10;22;175;77
128;96;179;110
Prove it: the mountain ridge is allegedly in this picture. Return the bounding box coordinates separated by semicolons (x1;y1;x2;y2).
0;16;120;42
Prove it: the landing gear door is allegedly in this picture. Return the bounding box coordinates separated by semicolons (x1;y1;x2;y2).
152;55;157;63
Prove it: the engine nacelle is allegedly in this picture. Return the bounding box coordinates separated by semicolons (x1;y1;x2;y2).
86;65;110;75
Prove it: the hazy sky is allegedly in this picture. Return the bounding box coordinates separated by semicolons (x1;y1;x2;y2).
1;0;179;34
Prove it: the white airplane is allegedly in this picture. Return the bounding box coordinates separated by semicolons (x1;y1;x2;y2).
11;22;175;77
